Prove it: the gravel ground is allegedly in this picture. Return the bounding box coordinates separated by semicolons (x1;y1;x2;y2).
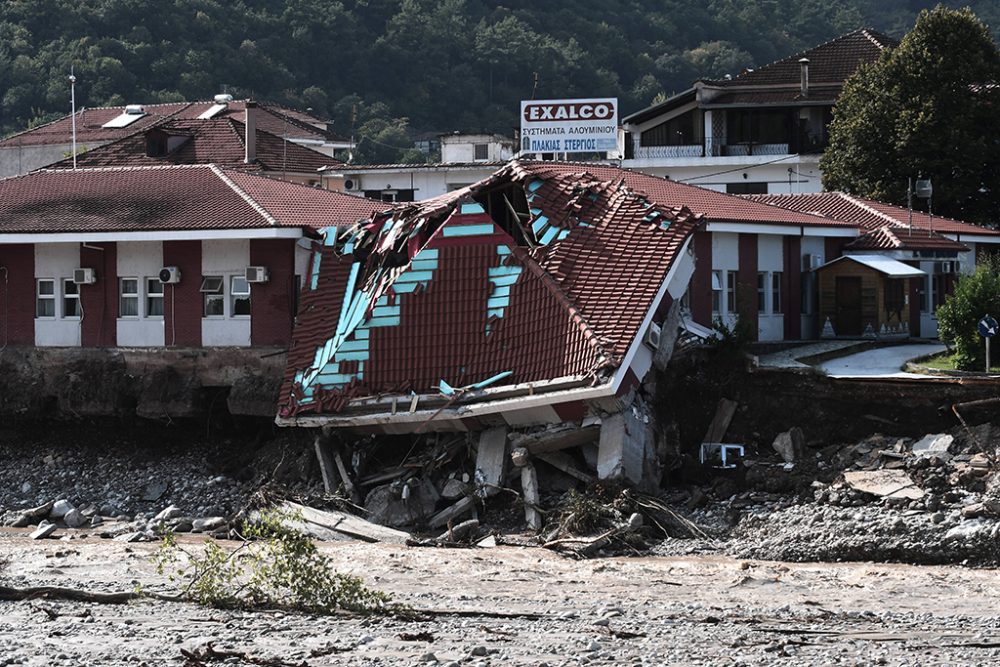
1;533;1000;666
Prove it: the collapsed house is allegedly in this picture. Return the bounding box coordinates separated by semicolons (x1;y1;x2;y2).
277;160;702;493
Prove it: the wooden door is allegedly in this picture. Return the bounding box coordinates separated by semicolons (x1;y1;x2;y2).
835;276;863;336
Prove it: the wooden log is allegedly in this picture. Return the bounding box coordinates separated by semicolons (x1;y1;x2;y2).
536;451;595;484
520;463;543;531
428;496;475;529
276;501;411;544
313;436;338;494
702;398;738;444
510;425;600;455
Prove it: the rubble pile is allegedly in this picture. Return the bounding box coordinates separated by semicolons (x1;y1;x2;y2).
0;426;306;542
683;422;1000;564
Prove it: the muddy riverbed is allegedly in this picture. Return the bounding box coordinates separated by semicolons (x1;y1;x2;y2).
1;531;1000;666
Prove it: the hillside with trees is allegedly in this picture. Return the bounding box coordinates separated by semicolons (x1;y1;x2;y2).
2;0;1000;163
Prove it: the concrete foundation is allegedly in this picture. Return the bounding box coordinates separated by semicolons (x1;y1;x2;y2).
0;346;286;420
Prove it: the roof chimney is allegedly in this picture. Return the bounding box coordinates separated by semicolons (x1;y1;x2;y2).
244;101;257;164
799;58;810;97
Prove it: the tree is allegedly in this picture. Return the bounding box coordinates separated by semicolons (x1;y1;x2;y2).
821;7;1000;225
937;259;1000;370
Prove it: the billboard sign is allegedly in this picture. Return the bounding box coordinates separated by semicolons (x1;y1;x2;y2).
520;98;619;154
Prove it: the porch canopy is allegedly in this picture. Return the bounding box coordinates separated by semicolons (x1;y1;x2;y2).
821;254;927;277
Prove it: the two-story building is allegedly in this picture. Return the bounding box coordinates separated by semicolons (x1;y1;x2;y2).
621;29;897;194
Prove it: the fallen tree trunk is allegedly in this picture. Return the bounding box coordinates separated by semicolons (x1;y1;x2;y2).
0;585;181;604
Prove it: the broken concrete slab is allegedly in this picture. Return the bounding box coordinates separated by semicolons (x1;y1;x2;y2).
475;427;508;498
440;478;468;500
772;427;805;463
30;523;57;540
276;500;411;544
365;478;438;528
597;413;627;480
702;398;738;445
843;470;924;500
912;434;953;458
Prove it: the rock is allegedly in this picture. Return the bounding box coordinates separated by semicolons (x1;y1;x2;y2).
437;519;479;542
20;482;31;494
962;503;987;518
969;454;991;469
419;652;437;663
30;523;57;540
191;517;227;533
510;447;530;468
50;499;74;519
142;480;168;502
153;505;184;523
171;519;194;533
113;531;145;542
440;478;467;500
626;513;643;530
90;516;104;527
772;427;805;463
63;508;87;528
470;646;488;657
99;503;121;517
912;434;953;458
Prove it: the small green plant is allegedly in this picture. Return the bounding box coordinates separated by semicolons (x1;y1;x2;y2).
154;508;396;615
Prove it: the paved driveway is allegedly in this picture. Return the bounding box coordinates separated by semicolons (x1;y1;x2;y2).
816;343;947;378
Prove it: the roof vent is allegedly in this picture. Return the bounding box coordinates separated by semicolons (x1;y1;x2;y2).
125;104;145;115
213;94;234;105
799;58;810;97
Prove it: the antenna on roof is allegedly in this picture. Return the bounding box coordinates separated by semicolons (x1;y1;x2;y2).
69;68;77;171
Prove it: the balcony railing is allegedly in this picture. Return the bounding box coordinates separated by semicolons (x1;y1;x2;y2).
633;131;828;161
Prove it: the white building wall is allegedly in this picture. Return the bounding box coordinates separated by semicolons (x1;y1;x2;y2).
116;241;165;347
757;235;784;341
0;143;78;178
201;239;251;347
619;157;822;195
34;244;81;346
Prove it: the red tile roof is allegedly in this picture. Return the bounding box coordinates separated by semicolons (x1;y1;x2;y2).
278;160;705;419
844;226;970;252
46;118;340;174
0;165;383;234
0;99;347;148
514;162;854;227
746;191;1000;237
704;28;896;87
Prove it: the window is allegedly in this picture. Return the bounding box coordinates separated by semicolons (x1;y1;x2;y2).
119;278;138;317
36;279;55;318
757;272;767;314
726;182;768;195
885;279;905;318
726;271;737;313
711;270;723;313
771;272;783;314
201;276;224;317
473;143;489;160
146;278;164;317
63;279;80;318
231;276;251;316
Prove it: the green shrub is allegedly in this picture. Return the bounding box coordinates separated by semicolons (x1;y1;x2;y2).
937;258;1000;370
154;508;396;615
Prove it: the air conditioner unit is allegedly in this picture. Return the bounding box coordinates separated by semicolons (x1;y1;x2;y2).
935;261;954;274
72;268;96;285
159;266;181;284
343;178;358;191
802;254;824;271
245;266;269;283
643;321;662;350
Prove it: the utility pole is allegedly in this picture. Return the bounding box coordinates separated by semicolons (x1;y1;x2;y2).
69;70;77;171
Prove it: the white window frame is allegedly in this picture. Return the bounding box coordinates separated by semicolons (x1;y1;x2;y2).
726;271;737;314
771;271;783;315
36;278;56;319
711;270;722;314
145;277;164;318
62;279;81;319
230;275;251;318
201;276;225;318
119;277;139;318
757;272;767;314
